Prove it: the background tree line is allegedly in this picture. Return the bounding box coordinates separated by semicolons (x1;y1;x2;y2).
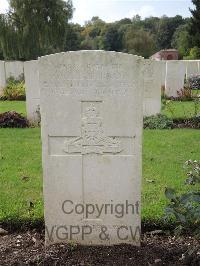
0;0;199;61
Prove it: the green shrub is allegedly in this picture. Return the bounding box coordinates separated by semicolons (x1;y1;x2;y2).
164;160;200;236
143;114;173;129
2;76;26;100
184;46;200;60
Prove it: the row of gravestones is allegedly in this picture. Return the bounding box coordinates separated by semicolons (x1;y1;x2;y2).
0;58;200;123
0;60;40;122
0;52;199;246
165;60;200;98
1;58;200;123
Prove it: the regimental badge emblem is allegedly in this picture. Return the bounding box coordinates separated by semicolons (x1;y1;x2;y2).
64;104;122;155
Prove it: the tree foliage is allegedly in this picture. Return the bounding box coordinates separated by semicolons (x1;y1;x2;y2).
190;0;200;47
0;0;73;60
123;26;156;57
172;24;191;58
0;1;199;60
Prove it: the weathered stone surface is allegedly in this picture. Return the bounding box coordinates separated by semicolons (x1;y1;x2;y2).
5;61;24;80
185;60;199;78
143;60;162;116
165;60;185;97
161;60;167;88
39;51;143;246
24;60;40;124
0;61;6;95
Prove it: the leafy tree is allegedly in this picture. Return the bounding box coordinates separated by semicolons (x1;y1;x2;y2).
131;15;143;29
143;17;160;35
190;0;200;47
123;25;156;58
65;23;83;51
156;15;185;49
80;17;106;50
0;0;73;60
0;14;20;60
102;24;123;51
171;24;191;58
116;18;132;26
0;6;192;60
184;46;200;59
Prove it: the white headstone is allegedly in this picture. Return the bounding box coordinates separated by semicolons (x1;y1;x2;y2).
165;60;185;97
143;60;162;116
186;60;199;78
5;61;24;80
39;51;143;246
0;61;6;95
24;60;40;124
161;60;167;88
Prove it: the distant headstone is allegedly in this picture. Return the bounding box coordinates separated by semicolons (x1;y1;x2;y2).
5;61;24;80
165;61;185;97
24;60;40;124
143;60;162;116
185;60;199;78
161;60;167;88
39;51;143;246
0;61;6;95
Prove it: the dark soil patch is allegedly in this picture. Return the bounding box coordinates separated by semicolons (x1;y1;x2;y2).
173;117;200;129
0;230;199;266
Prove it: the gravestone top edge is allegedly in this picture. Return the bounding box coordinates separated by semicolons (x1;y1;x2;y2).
24;59;38;65
38;50;144;61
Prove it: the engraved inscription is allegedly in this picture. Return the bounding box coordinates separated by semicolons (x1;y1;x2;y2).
43;85;129;97
42;62;135;97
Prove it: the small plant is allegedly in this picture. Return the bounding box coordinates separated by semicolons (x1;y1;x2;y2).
184;160;200;185
2;76;26;100
143;114;173;129
164;160;200;236
68;241;78;251
162;99;176;117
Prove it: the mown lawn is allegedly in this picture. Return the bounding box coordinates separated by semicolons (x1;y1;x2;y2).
162;100;200;119
0;101;26;116
0;128;199;224
0;100;199;119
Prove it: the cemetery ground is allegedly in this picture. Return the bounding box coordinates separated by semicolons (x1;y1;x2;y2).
0;100;200;265
0;99;199;119
0;101;26;116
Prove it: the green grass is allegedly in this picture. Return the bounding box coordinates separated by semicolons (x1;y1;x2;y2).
0;128;199;225
0;101;26;116
0;129;42;223
1;99;199;120
162;100;200;119
0;99;199;120
143;129;200;221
